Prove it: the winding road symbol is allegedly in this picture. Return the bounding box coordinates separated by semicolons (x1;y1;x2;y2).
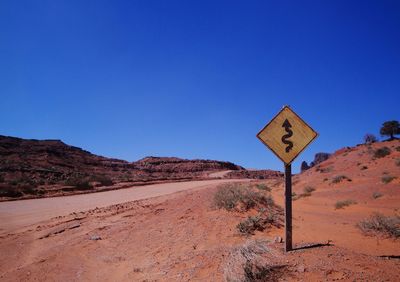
281;119;293;153
256;105;317;165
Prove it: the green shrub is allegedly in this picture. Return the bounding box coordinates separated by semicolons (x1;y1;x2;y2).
332;175;351;184
358;213;400;238
335;199;357;209
372;192;383;199
373;147;391;158
382;175;396;184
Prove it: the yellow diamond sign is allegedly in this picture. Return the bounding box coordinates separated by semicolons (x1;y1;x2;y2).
257;106;318;164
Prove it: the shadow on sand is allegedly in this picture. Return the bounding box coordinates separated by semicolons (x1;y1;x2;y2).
293;241;333;251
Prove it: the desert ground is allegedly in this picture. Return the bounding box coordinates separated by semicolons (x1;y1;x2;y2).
0;140;399;281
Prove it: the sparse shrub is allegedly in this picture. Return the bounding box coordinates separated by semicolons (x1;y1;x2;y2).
323;178;328;182
91;175;113;186
315;166;333;173
224;240;286;282
237;212;282;235
0;185;23;198
304;186;315;194
213;183;275;212
382;175;396;184
335;199;357;209
255;183;271;192
372;192;383;199
373;147;391;159
0;175;4;183
396;146;400;152
65;177;93;190
360;166;368;170
364;134;377;144
20;185;37;195
332;175;352;184
358;212;400;238
8;176;37;187
243;261;286;281
396;159;400;167
294;186;316;200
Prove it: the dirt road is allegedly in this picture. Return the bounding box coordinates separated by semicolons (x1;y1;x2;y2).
0;179;244;234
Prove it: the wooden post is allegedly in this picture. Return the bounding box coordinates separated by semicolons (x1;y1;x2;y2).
284;163;292;252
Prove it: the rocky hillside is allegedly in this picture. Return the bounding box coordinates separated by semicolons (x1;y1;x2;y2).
0;135;246;199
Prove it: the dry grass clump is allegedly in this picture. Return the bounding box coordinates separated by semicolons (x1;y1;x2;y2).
334;199;357;209
255;183;271;192
214;183;283;236
237;211;282;235
293;186;316;200
372;192;383;199
358;213;400;239
331;175;352;184
213;183;274;212
65;174;113;190
224;240;287;282
381;175;396;184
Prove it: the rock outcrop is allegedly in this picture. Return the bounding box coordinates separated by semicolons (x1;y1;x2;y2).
300;152;331;172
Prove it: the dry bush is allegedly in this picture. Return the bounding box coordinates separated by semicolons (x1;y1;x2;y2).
382;175;396;184
0;184;23;198
255;183;271;192
358;213;400;239
372;192;383;199
335;199;357;209
237;212;282;235
316;166;333;173
65;176;93;190
373;147;391;158
331;175;352;184
213;183;274;212
293;186;316;200
224;240;287;282
91;175;113;186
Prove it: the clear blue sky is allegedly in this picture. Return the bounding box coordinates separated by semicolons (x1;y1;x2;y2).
1;1;399;172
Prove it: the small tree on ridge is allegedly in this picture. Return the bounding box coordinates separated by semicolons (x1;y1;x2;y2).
380;120;400;140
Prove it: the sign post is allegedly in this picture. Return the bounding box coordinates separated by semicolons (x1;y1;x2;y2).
257;105;317;252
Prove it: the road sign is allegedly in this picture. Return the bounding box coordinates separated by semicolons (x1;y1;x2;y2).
257;105;318;165
256;105;318;252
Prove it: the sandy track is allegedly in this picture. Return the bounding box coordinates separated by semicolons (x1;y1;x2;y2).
0;179;244;233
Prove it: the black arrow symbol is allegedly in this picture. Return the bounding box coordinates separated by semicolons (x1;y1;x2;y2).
281;119;293;153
